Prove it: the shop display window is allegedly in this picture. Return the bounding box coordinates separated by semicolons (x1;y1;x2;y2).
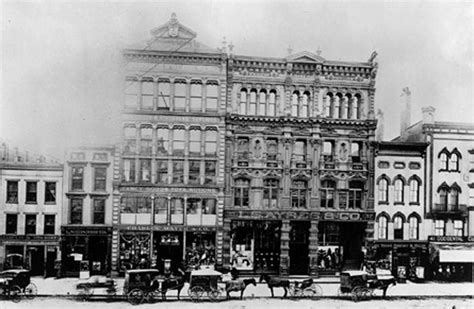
119;233;151;272
185;232;216;269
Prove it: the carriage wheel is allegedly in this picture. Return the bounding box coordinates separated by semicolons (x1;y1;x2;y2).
351;286;362;302
208;288;221;301
302;288;315;298
9;285;22;303
361;288;373;300
188;286;205;301
127;289;144;306
78;287;93;301
308;284;323;298
24;282;38;299
145;289;161;303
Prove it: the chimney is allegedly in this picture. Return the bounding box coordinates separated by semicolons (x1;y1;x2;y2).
400;87;411;138
376;109;384;141
422;106;436;124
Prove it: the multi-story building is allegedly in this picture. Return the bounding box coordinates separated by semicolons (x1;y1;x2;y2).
372;140;428;280
0;145;63;276
396;104;474;282
224;49;379;275
61;146;115;276
112;14;227;275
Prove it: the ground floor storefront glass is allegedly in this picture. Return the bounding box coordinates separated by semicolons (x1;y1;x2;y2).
185;232;216;269
230;220;281;273
118;232;151;273
62;235;111;277
428;240;474;282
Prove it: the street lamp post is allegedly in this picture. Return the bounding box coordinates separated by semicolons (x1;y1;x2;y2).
150;194;155;267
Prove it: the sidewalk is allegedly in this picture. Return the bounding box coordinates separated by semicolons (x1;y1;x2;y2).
33;276;474;298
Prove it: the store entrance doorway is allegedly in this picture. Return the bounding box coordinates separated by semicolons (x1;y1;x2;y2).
289;221;310;275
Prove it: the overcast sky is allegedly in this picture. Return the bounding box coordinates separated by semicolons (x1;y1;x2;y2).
1;0;473;157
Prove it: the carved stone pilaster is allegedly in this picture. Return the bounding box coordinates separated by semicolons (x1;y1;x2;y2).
279;220;290;276
309;221;319;276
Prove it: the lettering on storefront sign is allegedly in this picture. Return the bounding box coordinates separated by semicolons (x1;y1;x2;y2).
0;235;60;242
428;236;474;242
120;187;218;194
225;210;375;221
120;225;216;232
61;227;112;236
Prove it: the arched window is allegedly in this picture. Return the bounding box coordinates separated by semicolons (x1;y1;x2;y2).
157;79;170;109
189;129;201;156
301;91;309;117
156;128;169;155
320;180;336;208
140;127;153;155
378;178;389;203
438;185;448;211
324;93;332;118
172;128;185;156
449;153;459;171
353;94;361;119
439;150;448;171
291;180;307;208
234;178;250;207
333;94;341;118
249;89;257;115
174;80;186;111
448;187;459;211
409;178;420;204
393;216;404;240
205;130;217;157
409;216;419;240
394;178;404;203
263;179;279;208
268;90;277;116
206;81;218;111
378;216;388;239
258;89;267;116
240;88;247;114
190;81;202;112
141;80;154;110
291;91;299;117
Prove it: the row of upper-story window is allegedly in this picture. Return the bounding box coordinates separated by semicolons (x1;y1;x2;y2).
125;78;220;112
235;137;363;162
233;178;365;209
69;152;109;162
121;158;217;185
438;148;461;172
5;213;56;235
377;161;421;170
434;182;462;211
68;197;106;225
123;126;219;157
377;175;421;205
238;88;363;119
377;213;422;240
5;180;56;204
120;196;217;215
70;166;108;192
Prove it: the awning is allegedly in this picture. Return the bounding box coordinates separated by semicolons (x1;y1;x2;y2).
430;243;474;263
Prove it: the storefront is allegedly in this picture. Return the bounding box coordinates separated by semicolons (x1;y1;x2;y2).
370;241;429;281
61;226;112;277
0;235;60;277
428;236;474;282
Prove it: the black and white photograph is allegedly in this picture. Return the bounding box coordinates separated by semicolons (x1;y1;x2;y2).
0;1;473;308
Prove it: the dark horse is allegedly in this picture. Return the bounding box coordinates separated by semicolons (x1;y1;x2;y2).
225;278;256;300
259;274;290;298
161;270;186;301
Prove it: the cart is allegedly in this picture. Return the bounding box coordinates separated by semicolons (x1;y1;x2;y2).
0;269;37;302
123;269;161;305
289;277;323;298
187;268;223;301
75;275;117;301
338;270;396;301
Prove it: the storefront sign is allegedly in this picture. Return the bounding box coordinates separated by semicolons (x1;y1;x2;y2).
120;225;216;232
61;226;112;236
120;187;218;194
428;236;474;242
225;210;375;222
0;235;60;242
320;211;375;221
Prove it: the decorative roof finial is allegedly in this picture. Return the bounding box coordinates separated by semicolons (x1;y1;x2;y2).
316;47;322;56
171;12;177;21
287;45;293;56
369;50;378;63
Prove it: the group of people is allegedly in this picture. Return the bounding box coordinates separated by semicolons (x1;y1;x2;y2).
316;248;342;270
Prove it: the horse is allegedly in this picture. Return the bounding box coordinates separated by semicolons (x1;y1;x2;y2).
225;278;256;300
161;275;186;301
259;274;290;298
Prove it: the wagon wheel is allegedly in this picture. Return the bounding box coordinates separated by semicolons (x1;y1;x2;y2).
308;284;323;298
188;286;205;301
9;285;22;303
24;282;38;299
351;286;362;302
145;289;161;303
302;287;315;298
78;287;93;301
361;288;373;300
208;287;221;301
127;288;145;306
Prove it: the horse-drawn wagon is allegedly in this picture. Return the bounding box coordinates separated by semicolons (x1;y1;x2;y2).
338;270;396;301
0;269;37;302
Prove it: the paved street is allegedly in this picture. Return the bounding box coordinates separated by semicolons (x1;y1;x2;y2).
1;297;473;309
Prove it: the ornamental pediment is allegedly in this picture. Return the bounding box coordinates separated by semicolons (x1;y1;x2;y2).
286;51;325;63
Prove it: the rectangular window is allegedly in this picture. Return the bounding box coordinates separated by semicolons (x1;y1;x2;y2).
70;198;83;224
6;214;17;234
173;129;185;156
6;181;18;203
25;214;36;234
349;182;363;209
140;127;153;155
93;199;106;224
156;128;169;155
155;197;168;215
351;142;361;163
189;130;201;156
293;140;306;161
186;198;201;215
125;80;138;108
94;167;107;191
139;159;151;183
263;179;279;208
435;220;445;236
453;220;463;236
266;139;278;161
205;131;217;157
26;181;37;203
45;182;56;203
44;215;55;234
204;161;216;185
172;160;184;184
188;160;201;184
157;80;170;109
190;83;202;112
323;141;334;161
141;80;154;110
206;84;218;111
174;82;186;111
156;160;168;184
71;166;84;190
291;180;307;208
203;199;216;214
123;127;137;154
122;159;136;182
234;179;249;207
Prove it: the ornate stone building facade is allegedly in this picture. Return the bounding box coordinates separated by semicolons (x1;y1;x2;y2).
224;51;379;275
112;14;227;275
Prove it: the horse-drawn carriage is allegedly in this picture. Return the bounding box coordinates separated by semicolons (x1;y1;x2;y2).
289;278;323;298
0;269;37;302
187;268;224;301
75;275;117;301
338;270;396;301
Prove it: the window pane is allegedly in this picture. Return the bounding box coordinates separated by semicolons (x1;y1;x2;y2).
190;130;201;156
158;81;170;108
173;129;185;155
93;199;105;224
70;199;83;224
156;160;168;184
204;161;216;184
26;182;37;203
174;82;186;110
45;182;56;203
139;159;151;182
203;199;216;214
157;128;169;155
71;167;84;190
44;215;55;234
173;161;184;183
25;214;36;234
6;181;18;203
188;160;201;184
94;167;107;191
205;131;217;156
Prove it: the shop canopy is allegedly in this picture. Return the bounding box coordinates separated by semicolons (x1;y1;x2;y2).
430;243;474;263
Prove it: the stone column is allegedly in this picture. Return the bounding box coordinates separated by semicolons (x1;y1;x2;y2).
222;218;232;266
279;220;290;275
151;125;157;184
309;220;319;276
340;95;348;119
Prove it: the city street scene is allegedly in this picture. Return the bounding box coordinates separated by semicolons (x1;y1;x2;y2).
1;1;473;308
